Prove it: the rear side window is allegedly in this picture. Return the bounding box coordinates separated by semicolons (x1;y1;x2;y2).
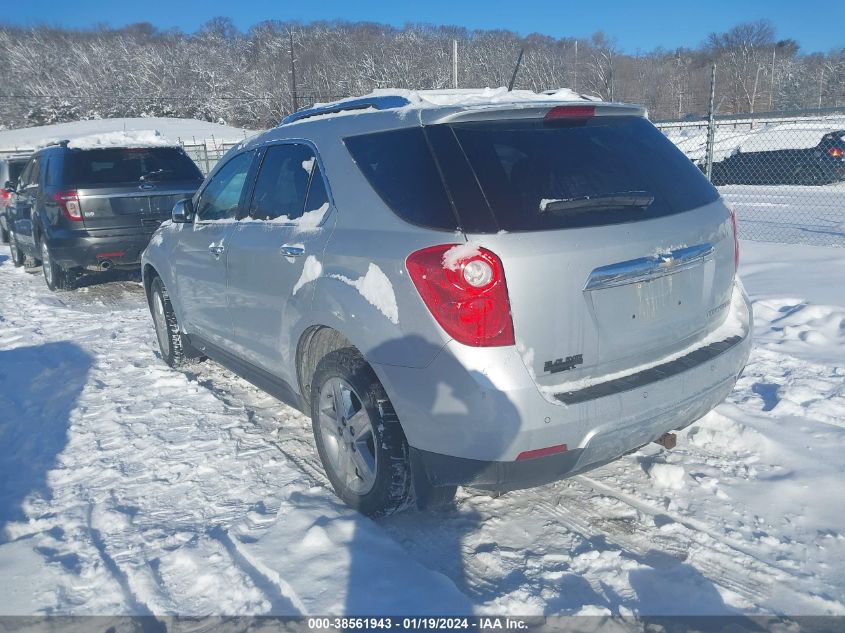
345;116;719;233
344;128;457;230
249;144;317;221
63;147;203;187
8;160;27;184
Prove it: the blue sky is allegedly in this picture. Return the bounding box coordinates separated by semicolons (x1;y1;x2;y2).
0;0;841;53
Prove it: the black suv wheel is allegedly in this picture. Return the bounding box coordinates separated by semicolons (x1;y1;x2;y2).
40;240;76;291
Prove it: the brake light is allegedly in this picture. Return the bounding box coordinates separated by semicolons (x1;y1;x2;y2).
729;206;740;271
828;147;844;158
545;105;596;120
0;189;9;207
406;244;515;347
54;190;82;221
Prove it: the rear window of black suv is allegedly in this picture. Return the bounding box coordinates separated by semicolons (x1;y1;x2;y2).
344;115;719;233
63;147;203;187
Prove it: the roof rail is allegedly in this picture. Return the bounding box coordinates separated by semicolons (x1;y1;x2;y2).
40;139;70;149
281;95;410;125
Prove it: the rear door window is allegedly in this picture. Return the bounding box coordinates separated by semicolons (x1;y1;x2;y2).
63;147;203;187
248;144;316;221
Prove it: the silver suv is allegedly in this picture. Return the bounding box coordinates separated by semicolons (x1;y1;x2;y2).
142;92;752;516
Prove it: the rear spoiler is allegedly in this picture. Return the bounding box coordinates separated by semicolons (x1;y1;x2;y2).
422;102;647;125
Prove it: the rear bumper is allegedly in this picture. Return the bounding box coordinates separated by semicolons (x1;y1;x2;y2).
47;231;154;270
376;281;753;490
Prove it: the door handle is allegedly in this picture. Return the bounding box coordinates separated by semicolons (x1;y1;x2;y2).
280;244;305;257
208;244;225;256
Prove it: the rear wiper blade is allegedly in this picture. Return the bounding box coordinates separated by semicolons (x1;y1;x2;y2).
540;191;655;214
139;169;173;182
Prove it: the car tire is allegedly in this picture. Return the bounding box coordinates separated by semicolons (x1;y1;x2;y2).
149;276;203;368
310;347;416;516
8;231;25;267
40;240;76;291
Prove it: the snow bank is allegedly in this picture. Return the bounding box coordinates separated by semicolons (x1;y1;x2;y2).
0;117;258;152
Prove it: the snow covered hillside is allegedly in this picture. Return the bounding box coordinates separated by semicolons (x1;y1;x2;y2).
0;240;843;616
0;118;259;152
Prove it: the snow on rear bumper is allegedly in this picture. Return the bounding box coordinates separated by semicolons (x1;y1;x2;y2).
375;280;752;483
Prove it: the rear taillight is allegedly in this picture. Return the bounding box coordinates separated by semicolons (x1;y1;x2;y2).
828;147;844;158
54;190;82;221
729;206;740;271
406;244;515;347
0;189;9;207
544;105;595;121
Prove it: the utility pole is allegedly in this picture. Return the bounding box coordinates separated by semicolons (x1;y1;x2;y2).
705;62;717;182
452;39;458;89
818;67;825;109
289;30;299;113
508;48;525;91
768;46;777;111
573;40;578;91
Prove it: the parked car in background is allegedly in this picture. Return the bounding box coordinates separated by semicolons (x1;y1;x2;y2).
7;138;203;290
711;130;845;186
1;154;30;243
142;91;752;516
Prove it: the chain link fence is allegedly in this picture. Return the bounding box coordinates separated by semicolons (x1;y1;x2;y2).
3;110;845;247
656;109;845;247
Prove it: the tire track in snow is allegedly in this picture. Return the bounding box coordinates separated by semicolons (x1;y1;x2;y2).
210;527;304;615
86;504;169;621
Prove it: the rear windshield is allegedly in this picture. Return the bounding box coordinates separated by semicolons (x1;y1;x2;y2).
63;147;203;187
344;116;719;233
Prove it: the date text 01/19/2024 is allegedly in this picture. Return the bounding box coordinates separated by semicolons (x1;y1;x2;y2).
306;617;530;630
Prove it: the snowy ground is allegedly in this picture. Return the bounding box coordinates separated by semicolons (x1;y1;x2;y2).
723;183;845;246
0;239;843;616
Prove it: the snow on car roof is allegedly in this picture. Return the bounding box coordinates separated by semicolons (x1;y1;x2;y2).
45;129;179;150
282;87;602;125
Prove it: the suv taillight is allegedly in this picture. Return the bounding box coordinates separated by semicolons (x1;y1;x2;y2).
54;190;82;221
828;147;844;158
406;244;514;347
0;189;9;207
729;206;740;271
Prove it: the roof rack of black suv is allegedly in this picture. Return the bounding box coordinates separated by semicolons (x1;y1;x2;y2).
39;139;71;149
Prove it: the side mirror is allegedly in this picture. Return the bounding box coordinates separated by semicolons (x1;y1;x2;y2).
172;198;194;223
3;180;16;193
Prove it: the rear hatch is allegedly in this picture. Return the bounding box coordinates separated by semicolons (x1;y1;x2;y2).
66;147;203;233
346;105;737;386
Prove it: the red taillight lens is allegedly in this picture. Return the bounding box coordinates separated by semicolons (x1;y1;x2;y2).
729;206;740;271
545;105;596;121
406;244;515;347
54;190;82;221
516;444;568;461
0;189;9;207
828;147;844;158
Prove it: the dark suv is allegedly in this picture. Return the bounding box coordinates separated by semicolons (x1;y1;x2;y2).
7;140;203;290
711;130;845;186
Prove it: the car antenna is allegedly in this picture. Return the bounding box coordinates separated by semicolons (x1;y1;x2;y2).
508;48;525;91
